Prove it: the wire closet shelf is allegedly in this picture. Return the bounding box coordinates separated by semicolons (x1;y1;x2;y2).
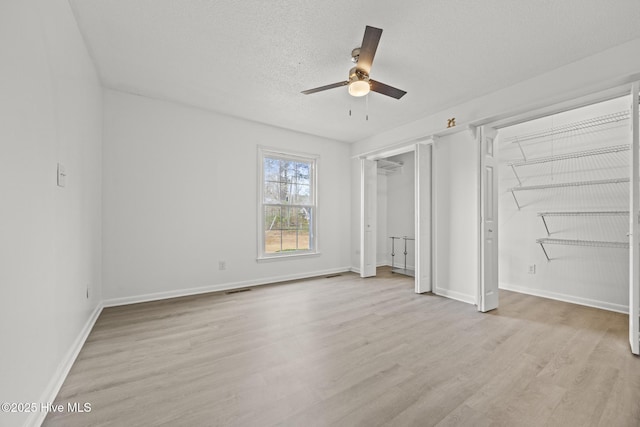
503;107;632;261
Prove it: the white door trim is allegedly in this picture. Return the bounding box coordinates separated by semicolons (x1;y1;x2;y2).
360;158;377;277
629;82;639;355
415;140;433;293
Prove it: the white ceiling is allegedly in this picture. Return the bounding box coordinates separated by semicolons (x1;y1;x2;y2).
70;0;640;143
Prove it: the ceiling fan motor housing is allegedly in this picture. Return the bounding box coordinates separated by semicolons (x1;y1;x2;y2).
349;66;369;84
348;66;370;96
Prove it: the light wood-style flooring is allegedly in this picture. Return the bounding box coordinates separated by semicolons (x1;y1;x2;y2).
45;269;640;426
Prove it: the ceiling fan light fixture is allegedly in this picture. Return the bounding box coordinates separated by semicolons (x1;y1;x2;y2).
301;26;406;99
348;80;370;97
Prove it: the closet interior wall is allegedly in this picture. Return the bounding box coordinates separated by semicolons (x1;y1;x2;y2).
498;96;630;312
376;152;415;270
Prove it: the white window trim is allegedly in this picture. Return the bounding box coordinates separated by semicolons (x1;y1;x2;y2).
257;146;319;261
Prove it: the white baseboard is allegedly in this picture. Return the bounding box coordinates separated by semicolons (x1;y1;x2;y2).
499;282;628;314
349;265;413;274
388;264;416;270
434;286;476;305
26;302;103;427
376;258;390;267
103;267;352;307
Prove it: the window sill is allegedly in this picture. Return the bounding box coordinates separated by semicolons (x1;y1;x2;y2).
256;252;321;263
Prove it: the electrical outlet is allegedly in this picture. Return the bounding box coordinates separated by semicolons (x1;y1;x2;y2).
219;261;226;271
528;264;536;274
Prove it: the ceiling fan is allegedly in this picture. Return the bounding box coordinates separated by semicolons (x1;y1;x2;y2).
301;25;407;100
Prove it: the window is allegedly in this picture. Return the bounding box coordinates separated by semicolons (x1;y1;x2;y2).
258;147;318;259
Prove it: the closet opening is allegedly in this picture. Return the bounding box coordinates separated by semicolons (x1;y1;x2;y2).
360;141;433;294
493;95;632;320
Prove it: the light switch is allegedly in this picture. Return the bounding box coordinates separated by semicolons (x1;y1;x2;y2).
57;163;66;187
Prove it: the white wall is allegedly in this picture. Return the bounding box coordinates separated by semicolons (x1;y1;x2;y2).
102;90;351;303
498;97;630;312
434;132;479;304
0;0;103;426
385;152;416;269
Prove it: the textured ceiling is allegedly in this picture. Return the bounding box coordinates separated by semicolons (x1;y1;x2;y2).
70;0;640;143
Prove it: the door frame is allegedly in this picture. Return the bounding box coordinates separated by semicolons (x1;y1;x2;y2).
415;141;433;293
360;158;377;278
629;82;639;355
360;139;435;293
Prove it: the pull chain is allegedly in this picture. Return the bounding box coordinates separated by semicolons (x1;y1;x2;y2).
366;93;369;121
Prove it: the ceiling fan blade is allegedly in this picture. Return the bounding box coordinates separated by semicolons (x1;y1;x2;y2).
301;81;349;95
357;26;383;75
370;80;407;99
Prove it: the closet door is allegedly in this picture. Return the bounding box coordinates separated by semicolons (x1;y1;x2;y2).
415;142;432;293
361;159;377;277
630;82;639;355
479;127;499;312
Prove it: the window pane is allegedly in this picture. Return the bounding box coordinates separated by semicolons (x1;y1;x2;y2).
295;162;310;186
286;162;297;182
278;181;289;204
283;206;296;229
281;230;298;252
289;185;298;205
298;207;311;231
264;206;282;254
297;207;311;250
292;183;311;205
264;205;281;229
264;180;280;203
263;158;280;182
264;157;280;203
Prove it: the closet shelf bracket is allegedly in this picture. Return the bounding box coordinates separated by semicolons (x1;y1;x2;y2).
537;210;629;236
